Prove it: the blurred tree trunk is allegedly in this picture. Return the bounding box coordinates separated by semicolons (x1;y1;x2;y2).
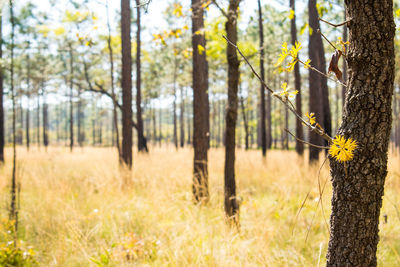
36;91;40;147
173;65;178;150
26;52;30;150
106;0;121;160
290;0;303;155
267;70;272;149
135;0;147;152
180;87;185;147
121;0;133;168
308;0;324;162
239;89;249;150
258;0;266;156
326;0;395;265
68;42;74;152
224;0;241;225
192;0;209;203
42;81;48;148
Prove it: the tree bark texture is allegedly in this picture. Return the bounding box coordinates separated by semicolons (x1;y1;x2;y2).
192;0;209;203
121;0;133;168
326;1;395;265
224;0;241;224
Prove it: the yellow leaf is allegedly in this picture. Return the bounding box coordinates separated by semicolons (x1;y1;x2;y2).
198;44;205;55
288;9;295;20
53;26;65;36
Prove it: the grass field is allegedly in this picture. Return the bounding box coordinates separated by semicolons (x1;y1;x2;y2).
0;146;399;266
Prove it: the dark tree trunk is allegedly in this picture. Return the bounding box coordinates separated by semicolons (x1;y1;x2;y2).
121;0;133;168
180;87;185;148
36;92;40;147
0;14;4;162
326;0;395;265
308;0;324;162
224;0;241;224
77;89;83;147
192;0;209;203
257;0;266;156
68;43;74;152
42;82;48;148
266;70;272;149
290;0;303;155
135;0;147;152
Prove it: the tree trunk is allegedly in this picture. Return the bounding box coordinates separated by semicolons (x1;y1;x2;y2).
290;0;303;155
266;69;272;149
42;81;48;148
0;14;3;162
68;43;74;152
36;91;40;147
26;52;30;150
192;0;209;203
106;0;121;160
180;87;185;147
173;81;178;150
121;0;133;168
239;90;249;150
257;0;266;156
308;0;324;162
224;0;241;225
326;1;395;265
135;0;147;152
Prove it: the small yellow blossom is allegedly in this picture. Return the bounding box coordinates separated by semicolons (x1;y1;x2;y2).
329;135;358;162
275;41;302;72
279;82;298;99
303;59;311;69
336;37;350;53
305;112;316;125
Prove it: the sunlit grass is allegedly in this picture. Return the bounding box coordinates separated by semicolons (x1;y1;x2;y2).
0;145;399;266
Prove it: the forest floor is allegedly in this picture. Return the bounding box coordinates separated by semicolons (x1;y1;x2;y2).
0;146;400;266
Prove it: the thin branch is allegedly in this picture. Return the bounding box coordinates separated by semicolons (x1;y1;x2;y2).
223;35;333;143
211;0;228;18
285;129;330;149
319;17;351;28
317;29;337;52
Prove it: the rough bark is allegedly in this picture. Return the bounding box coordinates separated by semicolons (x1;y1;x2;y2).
135;0;147;152
326;1;395;265
121;0;133;168
290;0;304;155
258;0;266;156
224;0;241;224
308;0;324;162
192;0;209;203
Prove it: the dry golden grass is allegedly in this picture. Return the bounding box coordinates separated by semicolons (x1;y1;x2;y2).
0;146;400;266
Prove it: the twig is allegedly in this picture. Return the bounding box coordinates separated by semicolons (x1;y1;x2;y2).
285;129;330;149
317;29;337;52
319;17;351;28
223;35;333;143
211;0;228;18
298;57;347;87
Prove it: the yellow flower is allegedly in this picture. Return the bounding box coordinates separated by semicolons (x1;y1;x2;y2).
303;59;311;69
279;82;298;99
329;135;358;163
336;37;350;53
305;112;316;125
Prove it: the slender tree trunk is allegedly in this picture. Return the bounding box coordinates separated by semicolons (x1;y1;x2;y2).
42;81;48;148
224;0;241;225
290;0;303;155
239;89;249;150
26;52;30;150
68;43;74;152
173;58;178;150
266;69;272;149
257;0;266;156
36;91;40;147
9;0;18;230
121;0;133;168
326;1;395;265
77;89;82;147
0;14;3;162
180;87;185;147
135;0;147;152
192;0;209;203
308;0;324;162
